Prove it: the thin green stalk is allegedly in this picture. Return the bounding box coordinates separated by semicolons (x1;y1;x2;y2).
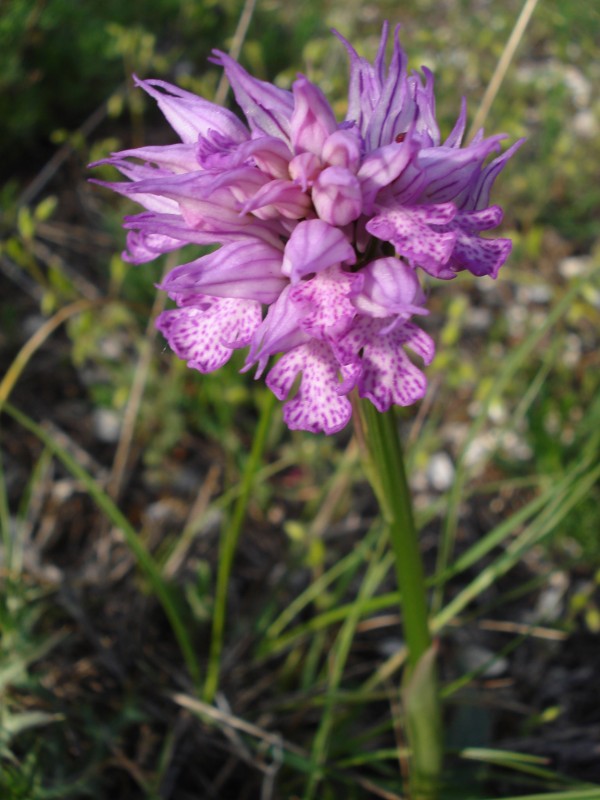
203;389;276;702
263;521;381;645
357;401;431;668
356;400;442;799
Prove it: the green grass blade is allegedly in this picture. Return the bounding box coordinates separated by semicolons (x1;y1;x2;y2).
303;538;393;799
203;389;276;702
263;523;381;643
433;467;581;588
434;273;599;614
2;401;202;688
433;460;600;633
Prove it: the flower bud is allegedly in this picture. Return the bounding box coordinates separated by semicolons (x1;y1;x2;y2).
351;257;427;318
291;76;337;157
288;152;322;190
312;166;362;227
322;128;362;171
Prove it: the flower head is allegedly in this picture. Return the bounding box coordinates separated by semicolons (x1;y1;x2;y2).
93;24;522;434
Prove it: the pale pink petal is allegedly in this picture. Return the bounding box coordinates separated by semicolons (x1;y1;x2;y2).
123;230;185;264
266;341;353;434
241;179;312;220
289;265;361;338
351;257;427;318
288;152;322;191
322;127;362;171
156;295;261;373
312;167;363;227
341;318;434;411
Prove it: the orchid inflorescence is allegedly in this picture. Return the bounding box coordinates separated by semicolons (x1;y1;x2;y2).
93;23;522;434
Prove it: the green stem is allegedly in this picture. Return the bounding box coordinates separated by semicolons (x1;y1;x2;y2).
355;399;442;798
203;390;276;702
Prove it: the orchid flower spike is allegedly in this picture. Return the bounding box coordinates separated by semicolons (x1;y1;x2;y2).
92;24;522;434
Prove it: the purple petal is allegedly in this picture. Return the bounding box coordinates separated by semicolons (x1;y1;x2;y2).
123;229;186;264
95;143;200;173
358;137;418;212
461;138;525;210
412;67;440;147
160;240;286;303
417;136;505;203
266;340;353;434
449;233;512;279
351;257;428;318
134;76;249;144
444;98;467;148
211;51;294;141
291;76;337;157
367;204;458;278
341;318;434;411
123;210;285;250
240;178;312;220
91;176;179;215
312;166;363;226
434;206;510;278
335;28;384;136
244;285;309;376
114;169;275;231
281;219;356;283
364;27;410;149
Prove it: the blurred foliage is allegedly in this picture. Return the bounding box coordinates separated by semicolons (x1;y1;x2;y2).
0;0;299;178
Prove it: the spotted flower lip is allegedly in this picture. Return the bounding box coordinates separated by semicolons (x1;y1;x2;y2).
92;23;523;434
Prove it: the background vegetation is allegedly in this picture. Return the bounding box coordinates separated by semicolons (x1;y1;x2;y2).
1;0;599;798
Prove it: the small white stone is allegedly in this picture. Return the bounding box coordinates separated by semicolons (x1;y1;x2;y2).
461;643;508;677
517;284;553;304
572;109;599;139
488;400;507;425
427;452;455;492
464;432;496;469
559;256;592;279
465;307;493;331
92;408;121;443
534;571;568;621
